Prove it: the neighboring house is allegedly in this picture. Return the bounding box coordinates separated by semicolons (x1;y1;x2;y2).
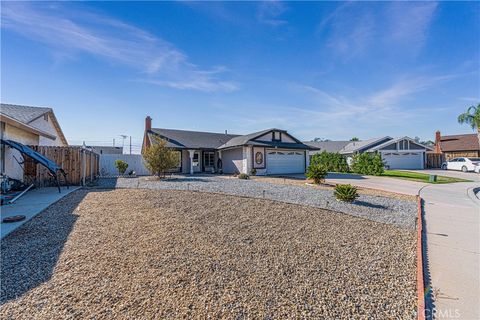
304;140;350;154
142;116;317;175
305;136;431;170
72;145;123;155
433;131;480;160
0;103;68;180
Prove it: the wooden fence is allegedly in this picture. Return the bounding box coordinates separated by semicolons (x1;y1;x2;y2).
24;146;99;187
426;153;445;169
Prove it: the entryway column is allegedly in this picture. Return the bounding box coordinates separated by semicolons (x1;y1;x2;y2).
188;150;195;175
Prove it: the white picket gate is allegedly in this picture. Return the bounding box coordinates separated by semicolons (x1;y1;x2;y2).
99;154;151;176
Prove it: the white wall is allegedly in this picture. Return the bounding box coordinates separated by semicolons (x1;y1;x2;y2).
2;123;39;180
222;147;244;174
30;113;65;146
99;154;150;176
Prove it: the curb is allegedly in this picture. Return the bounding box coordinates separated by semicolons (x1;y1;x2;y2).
417;196;426;320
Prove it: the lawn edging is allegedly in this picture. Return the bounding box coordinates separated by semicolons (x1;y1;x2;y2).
417;196;426;320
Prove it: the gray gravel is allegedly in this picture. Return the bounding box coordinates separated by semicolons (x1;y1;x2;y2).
97;176;417;229
1;189;416;319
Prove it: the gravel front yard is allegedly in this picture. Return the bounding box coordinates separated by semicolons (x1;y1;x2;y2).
97;176;417;229
1;189;416;319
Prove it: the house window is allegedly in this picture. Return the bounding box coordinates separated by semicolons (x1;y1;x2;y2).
204;152;215;167
44;114;49;121
273;131;281;141
193;153;199;166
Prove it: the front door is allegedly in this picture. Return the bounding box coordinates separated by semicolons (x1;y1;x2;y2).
192;151;201;173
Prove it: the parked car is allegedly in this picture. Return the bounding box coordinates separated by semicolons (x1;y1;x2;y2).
442;157;480;172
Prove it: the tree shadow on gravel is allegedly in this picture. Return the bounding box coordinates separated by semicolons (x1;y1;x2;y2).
353;200;388;209
0;189;107;305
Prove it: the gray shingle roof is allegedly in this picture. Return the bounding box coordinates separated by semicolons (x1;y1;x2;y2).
339;137;392;154
150;128;240;149
217;128;273;149
1;103;52;124
149;127;315;150
304;141;350;153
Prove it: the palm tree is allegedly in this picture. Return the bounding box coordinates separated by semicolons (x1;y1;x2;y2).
458;103;480;146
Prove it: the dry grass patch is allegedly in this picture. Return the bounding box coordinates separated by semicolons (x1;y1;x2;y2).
1;189;416;319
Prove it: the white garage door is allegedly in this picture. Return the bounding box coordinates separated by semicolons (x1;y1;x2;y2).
266;150;305;174
382;152;424;169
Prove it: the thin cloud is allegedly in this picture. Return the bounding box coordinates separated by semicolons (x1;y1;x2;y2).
256;1;288;27
1;2;238;92
385;1;438;55
319;2;438;60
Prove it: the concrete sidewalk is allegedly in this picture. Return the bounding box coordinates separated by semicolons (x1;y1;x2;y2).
1;186;81;239
420;182;479;319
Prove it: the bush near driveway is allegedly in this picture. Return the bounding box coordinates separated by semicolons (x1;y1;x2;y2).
306;164;328;184
351;152;385;176
310;151;349;173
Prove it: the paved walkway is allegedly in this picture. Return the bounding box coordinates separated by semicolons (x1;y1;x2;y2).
420;182;479;319
1;186;80;239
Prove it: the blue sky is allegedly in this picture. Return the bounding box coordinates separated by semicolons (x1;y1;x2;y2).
1;1;479;153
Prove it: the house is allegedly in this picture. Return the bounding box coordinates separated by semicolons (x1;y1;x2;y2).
433;131;480;160
306;136;431;170
1;103;68;180
304;140;350;154
142;116;317;175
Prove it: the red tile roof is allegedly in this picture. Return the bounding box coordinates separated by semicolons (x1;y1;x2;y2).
440;134;480;152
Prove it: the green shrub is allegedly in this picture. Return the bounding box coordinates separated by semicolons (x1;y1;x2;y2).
238;173;250;180
310;151;349;173
334;184;359;202
250;168;257;176
306;164;327;184
350;152;385;176
114;159;128;175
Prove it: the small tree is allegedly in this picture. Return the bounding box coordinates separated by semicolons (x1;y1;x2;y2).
142;137;180;178
350;137;359;141
114;159;128;175
306;164;327;184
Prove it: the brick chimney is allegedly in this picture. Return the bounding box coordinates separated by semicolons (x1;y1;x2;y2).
143;116;152;150
145;116;152;132
434;130;442;153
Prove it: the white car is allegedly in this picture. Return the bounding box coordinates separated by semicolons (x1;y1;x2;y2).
442;157;480;173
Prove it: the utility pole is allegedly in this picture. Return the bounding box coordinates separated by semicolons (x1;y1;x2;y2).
113;138;115;147
129;136;132;155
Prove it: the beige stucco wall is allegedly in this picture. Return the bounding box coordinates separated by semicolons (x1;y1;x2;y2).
2;123;39;180
29;114;65;146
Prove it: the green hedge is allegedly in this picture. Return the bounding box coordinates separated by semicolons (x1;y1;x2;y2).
350;153;385;176
310;151;349;173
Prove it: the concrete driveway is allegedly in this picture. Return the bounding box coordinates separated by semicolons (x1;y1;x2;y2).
420;182;479;319
325;172;426;196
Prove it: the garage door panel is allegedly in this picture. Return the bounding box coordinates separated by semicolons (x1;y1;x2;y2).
382;152;423;170
266;150;305;174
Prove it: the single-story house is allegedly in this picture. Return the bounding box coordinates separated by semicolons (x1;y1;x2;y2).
306;136;432;170
433;131;480;160
142;116;317;175
1;103;68;180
